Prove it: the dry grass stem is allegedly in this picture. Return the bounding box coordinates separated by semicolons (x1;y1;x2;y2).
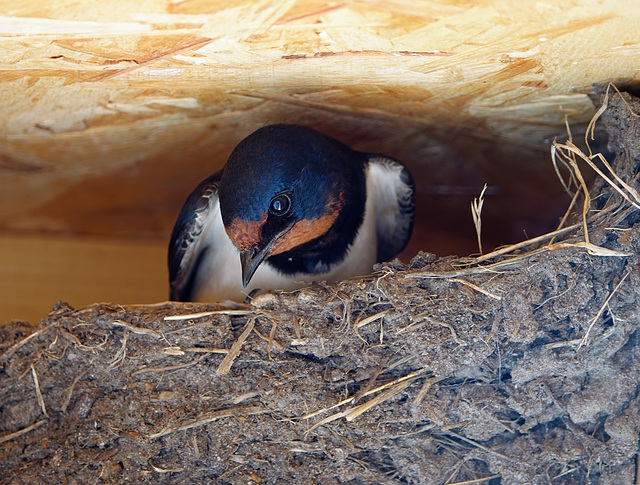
132;353;210;376
303;370;425;423
1;329;46;361
354;310;389;329
413;376;444;406
0;419;47;445
30;364;48;417
149;405;266;439
253;327;285;353
112;320;162;338
303;380;415;435
216;318;255;376
108;329;128;368
405;265;511;280
445;430;512;462
148;460;184;473
471;183;488;255
162;346;185;355
61;366;91;414
351;357;389;404
345;377;418;422
578;271;630;350
546;241;631;257
450;278;501;300
471;224;579;264
445;474;502;485
183;347;230;354
551;138;592;246
164;309;252;321
304;370;425;435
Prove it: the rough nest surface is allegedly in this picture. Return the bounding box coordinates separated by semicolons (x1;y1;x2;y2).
2;91;640;485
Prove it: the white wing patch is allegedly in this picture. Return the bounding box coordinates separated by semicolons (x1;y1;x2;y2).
365;156;415;262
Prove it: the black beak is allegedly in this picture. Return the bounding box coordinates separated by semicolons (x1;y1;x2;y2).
239;222;295;288
240;244;271;288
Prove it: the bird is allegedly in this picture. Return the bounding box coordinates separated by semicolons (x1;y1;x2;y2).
168;124;414;302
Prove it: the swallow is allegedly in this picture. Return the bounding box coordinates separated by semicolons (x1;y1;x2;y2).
168;124;414;302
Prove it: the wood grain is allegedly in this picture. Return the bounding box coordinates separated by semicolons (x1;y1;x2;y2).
0;0;638;320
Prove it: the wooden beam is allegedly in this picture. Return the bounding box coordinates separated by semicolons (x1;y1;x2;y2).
0;234;167;323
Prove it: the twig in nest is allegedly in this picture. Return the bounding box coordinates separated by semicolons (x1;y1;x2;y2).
471;183;488;255
61;365;91;414
1;328;46;361
344;376;418;421
445;430;513;462
268;318;278;360
108;329;128;368
398;314;467;346
354;310;389;329
164;309;253;321
578;271;630;350
546;86;640;260
0;419;47;445
303;370;426;434
30;364;48;417
445;474;502;485
413;376;444;406
148;405;266;439
253;326;285;354
468;223;579;264
112;320;162;338
183;347;230;354
132;353;210;376
216;318;255;375
148;459;184;473
350;356;390;404
551;84;640;232
450;278;501;300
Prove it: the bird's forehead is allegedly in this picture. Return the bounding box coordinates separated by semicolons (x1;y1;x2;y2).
225;213;267;251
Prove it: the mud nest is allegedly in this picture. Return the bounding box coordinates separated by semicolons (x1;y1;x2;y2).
2;90;640;485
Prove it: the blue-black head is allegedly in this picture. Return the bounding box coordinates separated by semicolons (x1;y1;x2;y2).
218;124;363;287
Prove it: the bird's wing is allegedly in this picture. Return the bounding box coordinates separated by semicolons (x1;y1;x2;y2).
364;155;415;262
168;171;222;301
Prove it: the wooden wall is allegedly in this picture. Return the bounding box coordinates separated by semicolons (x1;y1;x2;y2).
1;0;639;322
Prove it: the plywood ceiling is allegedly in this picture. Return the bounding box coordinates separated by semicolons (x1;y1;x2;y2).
1;0;639;242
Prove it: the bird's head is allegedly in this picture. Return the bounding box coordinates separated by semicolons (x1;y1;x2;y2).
218;124;353;287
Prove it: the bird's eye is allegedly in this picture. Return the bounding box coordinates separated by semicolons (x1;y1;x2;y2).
269;193;291;216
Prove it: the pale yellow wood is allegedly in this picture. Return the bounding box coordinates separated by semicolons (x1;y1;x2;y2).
0;234;167;323
0;0;638;318
1;0;638;240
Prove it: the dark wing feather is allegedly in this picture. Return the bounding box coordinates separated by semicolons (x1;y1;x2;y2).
365;155;415;262
168;172;221;301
